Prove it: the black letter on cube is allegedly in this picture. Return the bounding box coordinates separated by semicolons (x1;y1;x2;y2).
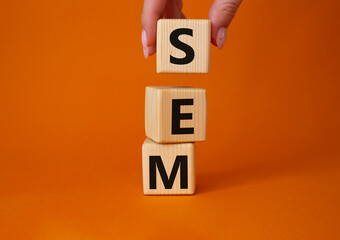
149;156;188;189
172;99;194;135
169;28;195;65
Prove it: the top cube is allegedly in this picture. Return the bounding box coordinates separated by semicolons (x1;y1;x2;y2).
157;19;211;74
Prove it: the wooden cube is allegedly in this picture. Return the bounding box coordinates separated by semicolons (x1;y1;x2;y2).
145;86;207;143
157;19;211;73
142;138;195;195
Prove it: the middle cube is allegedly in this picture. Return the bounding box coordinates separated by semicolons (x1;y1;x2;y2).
145;86;207;143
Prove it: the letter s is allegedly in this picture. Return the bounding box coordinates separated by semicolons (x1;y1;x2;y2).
169;28;195;65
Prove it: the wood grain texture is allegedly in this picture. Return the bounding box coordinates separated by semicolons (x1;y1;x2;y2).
157;19;211;73
142;138;195;195
145;86;207;143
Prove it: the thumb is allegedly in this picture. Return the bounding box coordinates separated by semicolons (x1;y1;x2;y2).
141;0;167;58
208;0;242;49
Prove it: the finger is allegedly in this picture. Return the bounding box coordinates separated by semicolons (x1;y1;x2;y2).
141;0;167;58
176;0;183;11
208;0;242;48
163;0;184;19
148;44;156;56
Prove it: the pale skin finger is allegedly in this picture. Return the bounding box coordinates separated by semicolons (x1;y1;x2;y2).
141;0;184;58
209;0;242;48
141;0;167;58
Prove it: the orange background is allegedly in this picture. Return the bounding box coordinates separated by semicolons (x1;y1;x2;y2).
1;0;340;239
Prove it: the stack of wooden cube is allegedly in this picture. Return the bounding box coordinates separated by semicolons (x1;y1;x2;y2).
142;19;211;195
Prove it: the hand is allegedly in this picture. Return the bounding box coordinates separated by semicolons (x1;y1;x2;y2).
141;0;242;58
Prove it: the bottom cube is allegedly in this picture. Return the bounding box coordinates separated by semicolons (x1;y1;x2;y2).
142;138;195;195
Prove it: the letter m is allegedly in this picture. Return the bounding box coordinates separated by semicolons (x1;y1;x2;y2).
149;156;188;189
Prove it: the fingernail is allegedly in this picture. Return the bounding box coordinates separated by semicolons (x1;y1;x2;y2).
142;29;148;48
143;46;149;59
142;29;149;58
216;27;227;49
